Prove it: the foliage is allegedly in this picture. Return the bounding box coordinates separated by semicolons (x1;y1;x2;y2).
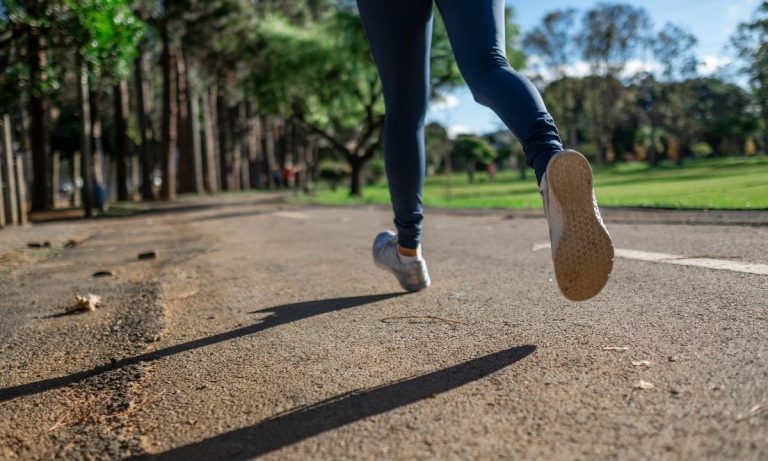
580;3;651;77
524;8;578;78
450;134;497;181
653;23;698;82
731;1;768;153
425;122;452;172
65;0;144;80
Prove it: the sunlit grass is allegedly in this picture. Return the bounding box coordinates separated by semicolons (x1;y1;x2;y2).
295;156;768;210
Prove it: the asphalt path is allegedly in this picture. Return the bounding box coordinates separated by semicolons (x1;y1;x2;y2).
1;194;766;460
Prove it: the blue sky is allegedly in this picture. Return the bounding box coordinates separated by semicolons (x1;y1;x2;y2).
426;0;760;137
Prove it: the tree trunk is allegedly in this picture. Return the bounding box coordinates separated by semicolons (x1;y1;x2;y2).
188;78;204;193
202;84;219;193
130;153;140;198
15;153;28;225
229;102;243;190
27;29;50;211
275;118;286;181
51;151;59;208
262;115;277;189
77;61;94;217
176;49;197;193
90;88;107;210
1;114;17;225
217;88;231;190
245;101;262;189
349;157;364;196
72;152;81;207
134;41;155;200
302;137;319;194
160;24;178;200
114;80;130;201
0;152;5;227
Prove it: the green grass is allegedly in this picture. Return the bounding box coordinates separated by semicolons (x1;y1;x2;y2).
295;156;768;210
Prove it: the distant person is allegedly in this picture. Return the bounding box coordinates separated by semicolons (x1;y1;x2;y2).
361;0;614;301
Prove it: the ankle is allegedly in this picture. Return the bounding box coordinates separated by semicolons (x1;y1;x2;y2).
398;244;422;261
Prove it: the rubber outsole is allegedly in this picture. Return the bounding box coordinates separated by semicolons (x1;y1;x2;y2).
546;151;614;301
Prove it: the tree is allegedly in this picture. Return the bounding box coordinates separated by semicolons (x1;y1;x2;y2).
524;8;581;146
0;0;142;213
731;1;768;154
450;134;497;183
580;2;651;164
425;122;452;174
682;78;758;156
65;0;143;214
642;23;698;165
0;0;57;211
653;23;698;82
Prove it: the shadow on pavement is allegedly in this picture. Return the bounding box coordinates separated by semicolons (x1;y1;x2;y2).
0;293;403;403
131;345;536;461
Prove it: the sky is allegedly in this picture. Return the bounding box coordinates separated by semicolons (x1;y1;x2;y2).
426;0;761;137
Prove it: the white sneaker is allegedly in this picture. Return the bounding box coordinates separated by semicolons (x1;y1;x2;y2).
540;150;614;301
372;231;431;292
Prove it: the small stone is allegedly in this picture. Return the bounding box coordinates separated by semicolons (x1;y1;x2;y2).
138;250;157;260
633;380;655;390
93;270;114;277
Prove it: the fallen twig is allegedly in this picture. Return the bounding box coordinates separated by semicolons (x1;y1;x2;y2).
380;315;464;326
602;346;629;352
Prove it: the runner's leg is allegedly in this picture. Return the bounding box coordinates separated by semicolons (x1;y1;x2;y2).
357;0;433;250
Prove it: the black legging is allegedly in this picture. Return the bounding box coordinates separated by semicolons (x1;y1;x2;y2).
358;0;563;249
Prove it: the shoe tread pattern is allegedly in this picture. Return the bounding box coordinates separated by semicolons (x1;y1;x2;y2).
548;151;614;301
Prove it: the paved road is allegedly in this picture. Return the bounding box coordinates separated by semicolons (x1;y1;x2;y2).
1;194;766;460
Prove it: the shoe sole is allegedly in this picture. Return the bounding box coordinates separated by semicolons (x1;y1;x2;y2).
547;151;614;301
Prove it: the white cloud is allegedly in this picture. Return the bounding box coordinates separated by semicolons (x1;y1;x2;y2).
621;59;662;78
431;94;460;111
699;55;731;75
447;124;470;139
526;54;733;81
525;59;659;82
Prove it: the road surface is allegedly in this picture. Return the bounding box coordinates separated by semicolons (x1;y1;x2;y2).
1;194;766;460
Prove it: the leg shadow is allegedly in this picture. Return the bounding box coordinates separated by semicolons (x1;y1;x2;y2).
133;345;536;461
0;293;403;402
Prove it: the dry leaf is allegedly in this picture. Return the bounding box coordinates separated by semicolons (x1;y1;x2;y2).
750;404;764;414
633;380;655;390
67;294;103;313
603;346;629;352
632;360;651;367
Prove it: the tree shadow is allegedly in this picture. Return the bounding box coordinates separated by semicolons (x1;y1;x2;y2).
0;293;403;403
130;345;536;461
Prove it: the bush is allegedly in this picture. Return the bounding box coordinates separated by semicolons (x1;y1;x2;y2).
692;142;713;158
318;161;350;191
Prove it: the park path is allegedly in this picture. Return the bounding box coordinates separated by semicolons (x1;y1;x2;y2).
1;194;766;460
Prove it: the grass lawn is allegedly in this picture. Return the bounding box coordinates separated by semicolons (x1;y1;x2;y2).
295;156;768;210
